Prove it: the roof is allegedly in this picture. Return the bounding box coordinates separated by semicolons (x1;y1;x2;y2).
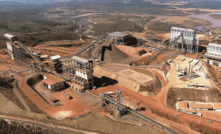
40;55;49;59
108;31;130;38
177;101;188;109
72;56;89;63
189;102;213;109
43;74;65;86
208;42;221;46
171;27;195;32
181;108;196;113
50;55;61;60
213;103;221;110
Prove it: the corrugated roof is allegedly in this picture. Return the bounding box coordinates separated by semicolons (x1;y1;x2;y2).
72;56;89;63
43;74;65;86
108;31;130;38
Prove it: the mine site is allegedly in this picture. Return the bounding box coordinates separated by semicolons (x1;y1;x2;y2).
1;0;221;134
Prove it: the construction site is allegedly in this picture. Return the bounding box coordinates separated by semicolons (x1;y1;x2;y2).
1;26;221;134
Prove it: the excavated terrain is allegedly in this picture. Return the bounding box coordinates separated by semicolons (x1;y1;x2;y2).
167;88;221;108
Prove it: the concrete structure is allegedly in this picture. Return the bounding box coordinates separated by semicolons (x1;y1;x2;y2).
71;56;94;92
171;27;199;54
43;74;66;92
108;31;131;45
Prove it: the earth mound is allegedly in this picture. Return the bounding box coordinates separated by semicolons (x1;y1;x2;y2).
102;44;129;63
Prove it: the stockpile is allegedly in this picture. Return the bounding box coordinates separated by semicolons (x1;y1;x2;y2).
102;44;129;63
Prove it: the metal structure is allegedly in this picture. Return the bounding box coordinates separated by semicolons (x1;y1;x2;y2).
88;90;178;134
171;27;199;54
145;33;184;65
72;56;94;91
61;56;94;92
5;33;42;63
117;88;123;116
74;35;105;56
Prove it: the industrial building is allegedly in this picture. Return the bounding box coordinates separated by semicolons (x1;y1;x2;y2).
50;55;62;73
43;74;66;92
108;31;131;45
170;27;199;54
71;56;94;92
5;33;27;61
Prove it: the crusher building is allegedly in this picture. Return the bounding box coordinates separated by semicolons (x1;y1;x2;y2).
5;33;27;61
170;27;199;54
70;56;94;92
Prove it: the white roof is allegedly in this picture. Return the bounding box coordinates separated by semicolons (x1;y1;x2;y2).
171;27;195;32
108;31;130;38
72;56;89;63
50;55;61;60
4;33;17;40
208;43;221;47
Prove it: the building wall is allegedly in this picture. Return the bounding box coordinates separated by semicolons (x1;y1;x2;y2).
207;43;221;57
6;42;14;60
44;82;65;92
171;27;195;45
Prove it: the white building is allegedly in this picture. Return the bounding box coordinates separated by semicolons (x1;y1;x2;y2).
207;43;221;58
171;27;198;53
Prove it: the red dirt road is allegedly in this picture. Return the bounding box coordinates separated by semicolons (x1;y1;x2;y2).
18;73;93;119
94;68;221;133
